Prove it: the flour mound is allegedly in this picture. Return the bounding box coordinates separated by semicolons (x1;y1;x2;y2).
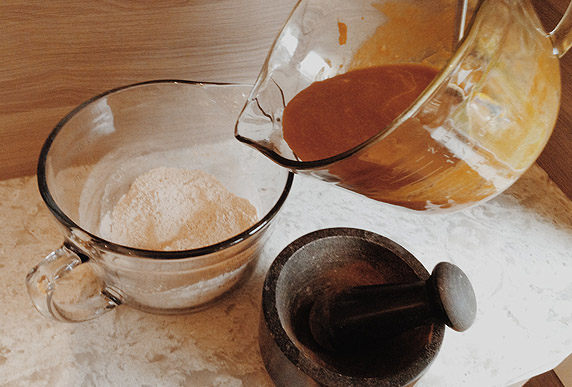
107;167;258;250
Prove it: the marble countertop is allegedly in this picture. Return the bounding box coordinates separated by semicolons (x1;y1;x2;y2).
1;163;572;386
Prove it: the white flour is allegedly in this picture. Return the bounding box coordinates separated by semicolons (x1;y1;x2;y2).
100;167;258;250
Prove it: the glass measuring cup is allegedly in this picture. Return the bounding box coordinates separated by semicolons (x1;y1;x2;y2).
26;81;293;322
236;0;572;211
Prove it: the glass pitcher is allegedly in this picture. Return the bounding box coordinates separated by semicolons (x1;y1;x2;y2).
236;0;572;211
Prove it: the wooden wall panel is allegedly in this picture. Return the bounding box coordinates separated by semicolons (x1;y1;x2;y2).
1;0;296;178
533;0;572;200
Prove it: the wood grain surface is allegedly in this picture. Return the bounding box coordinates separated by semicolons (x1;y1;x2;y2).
533;0;572;200
2;0;571;201
1;0;296;179
525;370;565;387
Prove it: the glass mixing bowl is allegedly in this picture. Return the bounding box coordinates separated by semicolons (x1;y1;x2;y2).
27;81;293;322
236;0;572;211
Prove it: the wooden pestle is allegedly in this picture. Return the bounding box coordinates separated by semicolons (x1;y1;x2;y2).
309;262;477;352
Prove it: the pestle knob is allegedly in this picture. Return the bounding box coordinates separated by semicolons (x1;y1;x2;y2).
308;261;477;352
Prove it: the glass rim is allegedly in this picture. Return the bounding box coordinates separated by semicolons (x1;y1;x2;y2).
235;0;486;170
37;79;294;260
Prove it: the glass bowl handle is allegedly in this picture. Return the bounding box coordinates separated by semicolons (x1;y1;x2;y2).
26;246;119;322
548;0;572;57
